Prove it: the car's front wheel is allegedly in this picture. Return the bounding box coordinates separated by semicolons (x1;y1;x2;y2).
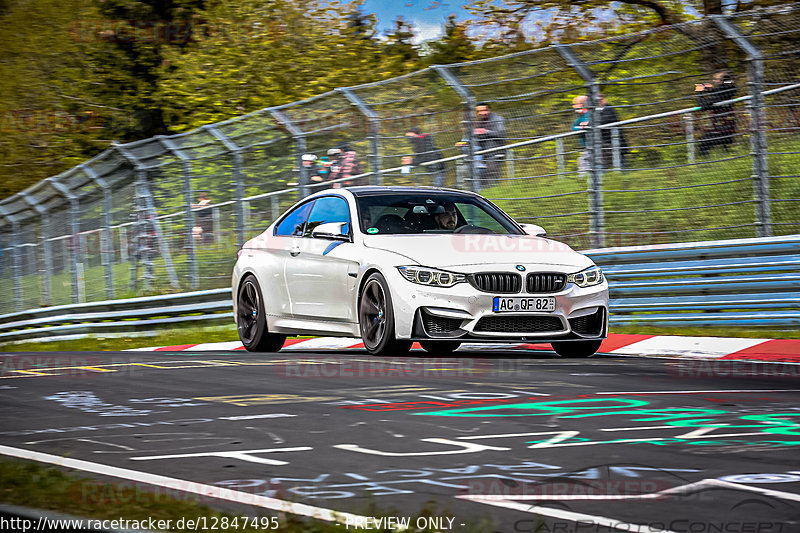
237;275;286;352
359;272;411;356
551;340;602;358
419;341;462;354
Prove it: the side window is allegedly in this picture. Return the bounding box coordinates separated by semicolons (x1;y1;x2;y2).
274;201;314;237
306;196;351;237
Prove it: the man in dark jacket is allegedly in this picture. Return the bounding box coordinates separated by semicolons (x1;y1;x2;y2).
695;70;737;157
403;127;446;186
598;94;629;169
473;102;507;188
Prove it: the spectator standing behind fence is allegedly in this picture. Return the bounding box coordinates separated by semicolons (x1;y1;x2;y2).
597;94;629;169
402;127;446;187
329;144;364;187
571;95;591;174
695;70;737;157
191;191;213;243
473;102;507;187
302;153;328;191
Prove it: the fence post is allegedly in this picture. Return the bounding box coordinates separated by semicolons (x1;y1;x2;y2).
432;65;480;192
557;45;605;248
206;126;246;248
684;112;696;164
338;88;382;186
80;165;115;300
0;207;23;311
271;196;280;223
130;172;152;291
157;137;198;289
114;144;180;291
555;138;566;179
611;129;621;171
713;15;772;237
47;178;83;303
18;192;50;307
270;110;309;198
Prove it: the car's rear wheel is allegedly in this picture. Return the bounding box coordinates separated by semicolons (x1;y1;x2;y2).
237;275;286;352
551;340;602;358
359;273;411;356
419;340;462;354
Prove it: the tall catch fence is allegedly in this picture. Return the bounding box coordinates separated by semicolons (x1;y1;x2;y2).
1;8;798;315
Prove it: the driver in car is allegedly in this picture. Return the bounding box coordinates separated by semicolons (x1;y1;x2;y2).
434;202;459;230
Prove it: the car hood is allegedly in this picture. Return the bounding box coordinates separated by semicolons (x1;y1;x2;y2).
362;234;593;270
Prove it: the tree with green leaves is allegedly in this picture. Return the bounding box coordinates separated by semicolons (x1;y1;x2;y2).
157;0;389;132
378;16;421;77
466;1;790;42
424;14;479;65
0;0;106;197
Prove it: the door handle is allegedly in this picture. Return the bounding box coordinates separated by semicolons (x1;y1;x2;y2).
290;248;301;257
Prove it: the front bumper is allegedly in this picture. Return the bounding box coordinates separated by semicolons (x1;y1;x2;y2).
386;267;609;342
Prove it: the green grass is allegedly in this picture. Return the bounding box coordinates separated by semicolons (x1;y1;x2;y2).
0;459;490;532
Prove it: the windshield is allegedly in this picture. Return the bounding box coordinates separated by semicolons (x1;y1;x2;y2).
356;193;522;235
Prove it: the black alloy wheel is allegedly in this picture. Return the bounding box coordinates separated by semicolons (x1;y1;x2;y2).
359;272;411;356
237;275;286;352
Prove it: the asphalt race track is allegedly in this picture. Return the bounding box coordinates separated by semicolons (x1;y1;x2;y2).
1;348;799;532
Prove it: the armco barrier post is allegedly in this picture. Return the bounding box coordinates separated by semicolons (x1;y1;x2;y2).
270;110;309;198
205;126;246;248
158;136;198;289
432;65;480;192
558;45;605;248
713;15;772;238
338;88;382;186
47;178;82;303
80;164;115;300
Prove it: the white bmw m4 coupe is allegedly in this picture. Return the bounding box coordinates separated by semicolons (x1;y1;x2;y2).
232;186;608;356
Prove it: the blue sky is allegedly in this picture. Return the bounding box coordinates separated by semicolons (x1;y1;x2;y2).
360;0;471;42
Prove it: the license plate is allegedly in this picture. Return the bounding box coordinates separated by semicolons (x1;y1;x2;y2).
493;296;556;313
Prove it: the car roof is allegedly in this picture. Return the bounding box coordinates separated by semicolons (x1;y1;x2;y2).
344;186;481;198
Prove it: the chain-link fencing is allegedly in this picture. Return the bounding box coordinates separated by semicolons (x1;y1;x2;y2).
1;8;798;314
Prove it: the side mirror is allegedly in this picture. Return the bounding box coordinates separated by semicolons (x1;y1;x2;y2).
311;222;350;241
520;223;547;237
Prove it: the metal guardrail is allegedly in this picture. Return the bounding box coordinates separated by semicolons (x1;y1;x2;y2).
590;234;800;327
0;288;232;343
0;236;796;345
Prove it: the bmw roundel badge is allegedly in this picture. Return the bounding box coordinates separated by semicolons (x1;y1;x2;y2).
516;265;526;271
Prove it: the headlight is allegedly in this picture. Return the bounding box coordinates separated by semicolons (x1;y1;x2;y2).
567;266;604;288
397;266;466;288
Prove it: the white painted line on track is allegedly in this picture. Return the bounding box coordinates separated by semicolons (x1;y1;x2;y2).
706;479;800;503
610;336;770;357
0;445;379;527
281;337;363;350
457;494;679;533
184;341;244;351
